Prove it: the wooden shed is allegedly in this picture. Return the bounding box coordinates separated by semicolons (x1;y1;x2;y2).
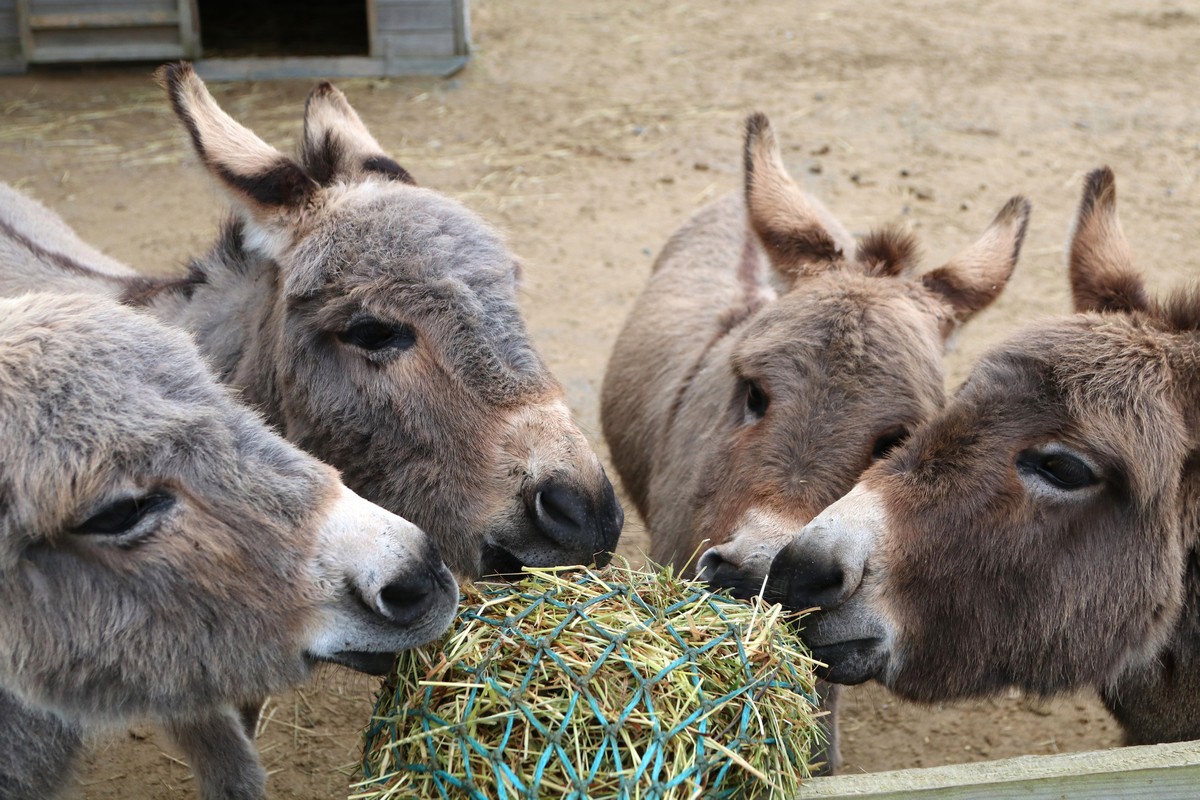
0;0;469;78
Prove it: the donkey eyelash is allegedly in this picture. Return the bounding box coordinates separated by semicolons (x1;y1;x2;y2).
338;314;418;355
72;492;176;541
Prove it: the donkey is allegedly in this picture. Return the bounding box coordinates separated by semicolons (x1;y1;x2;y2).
0;61;622;581
602;112;1029;599
601;114;1027;772
768;167;1200;746
0;293;459;799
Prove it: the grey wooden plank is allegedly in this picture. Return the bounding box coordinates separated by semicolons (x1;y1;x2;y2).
26;41;182;61
366;0;377;57
0;8;16;39
379;29;456;58
455;0;468;54
14;0;35;60
26;9;178;28
176;0;195;59
194;54;467;81
27;0;173;9
797;740;1200;799
375;2;454;33
32;24;180;46
0;36;23;72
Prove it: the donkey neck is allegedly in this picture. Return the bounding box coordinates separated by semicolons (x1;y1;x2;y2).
148;222;287;429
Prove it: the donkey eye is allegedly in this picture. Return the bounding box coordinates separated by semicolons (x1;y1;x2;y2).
1018;451;1097;491
339;318;417;352
743;380;769;423
871;426;910;460
76;492;174;536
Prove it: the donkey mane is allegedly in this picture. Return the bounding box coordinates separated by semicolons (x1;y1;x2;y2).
856;226;920;277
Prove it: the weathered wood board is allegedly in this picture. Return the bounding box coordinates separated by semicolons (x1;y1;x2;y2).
0;0;469;76
797;740;1200;799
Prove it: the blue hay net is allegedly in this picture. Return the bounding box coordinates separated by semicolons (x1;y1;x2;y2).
360;570;820;800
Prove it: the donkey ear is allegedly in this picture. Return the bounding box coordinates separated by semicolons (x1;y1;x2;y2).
1068;167;1148;315
743;113;849;286
921;196;1030;331
301;82;415;186
157;62;317;256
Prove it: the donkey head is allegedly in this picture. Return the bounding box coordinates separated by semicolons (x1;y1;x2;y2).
692;113;1028;596
0;294;457;723
768;168;1199;709
158;64;622;579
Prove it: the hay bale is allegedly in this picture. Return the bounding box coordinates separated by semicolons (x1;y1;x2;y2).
353;562;823;799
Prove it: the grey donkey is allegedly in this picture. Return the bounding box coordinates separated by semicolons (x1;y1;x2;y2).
0;293;459;799
601;113;1028;771
0;61;623;582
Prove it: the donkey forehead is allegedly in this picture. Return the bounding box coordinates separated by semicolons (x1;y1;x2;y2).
732;277;944;387
957;320;1185;485
0;298;329;534
977;319;1174;412
284;184;515;298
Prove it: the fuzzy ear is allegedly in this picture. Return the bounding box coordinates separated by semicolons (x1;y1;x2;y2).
300;81;415;186
743;113;850;286
921;196;1030;331
1068;167;1148;315
157;62;317;256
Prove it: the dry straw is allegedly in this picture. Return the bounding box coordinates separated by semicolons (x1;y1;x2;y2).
353;561;823;800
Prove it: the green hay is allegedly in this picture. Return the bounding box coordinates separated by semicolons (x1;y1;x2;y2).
353;561;824;800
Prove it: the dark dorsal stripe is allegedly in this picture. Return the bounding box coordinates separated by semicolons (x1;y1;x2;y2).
121;265;207;307
0;217;109;279
0;216;206;306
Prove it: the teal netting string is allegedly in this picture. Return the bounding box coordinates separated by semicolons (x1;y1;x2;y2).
360;572;819;800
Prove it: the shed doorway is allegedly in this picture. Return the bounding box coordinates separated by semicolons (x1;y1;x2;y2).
198;0;369;58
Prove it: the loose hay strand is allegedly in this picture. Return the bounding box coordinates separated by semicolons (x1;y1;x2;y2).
353;561;823;800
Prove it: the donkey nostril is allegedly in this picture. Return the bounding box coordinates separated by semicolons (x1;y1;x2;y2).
376;573;435;627
767;539;854;611
537;487;579;531
697;551;764;600
524;478;621;564
529;481;588;543
815;566;844;595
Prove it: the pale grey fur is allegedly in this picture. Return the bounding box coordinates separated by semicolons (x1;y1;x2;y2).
0;294;457;799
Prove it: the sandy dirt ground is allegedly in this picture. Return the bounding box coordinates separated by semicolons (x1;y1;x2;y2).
1;0;1198;795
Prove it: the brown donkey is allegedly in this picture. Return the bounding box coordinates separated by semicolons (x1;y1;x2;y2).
602;112;1028;599
0;294;458;799
769;167;1200;745
0;62;622;580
